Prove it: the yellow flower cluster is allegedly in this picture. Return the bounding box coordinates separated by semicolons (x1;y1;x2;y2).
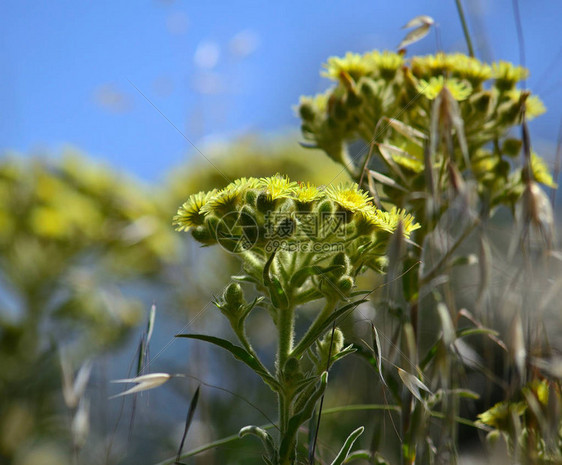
174;176;420;241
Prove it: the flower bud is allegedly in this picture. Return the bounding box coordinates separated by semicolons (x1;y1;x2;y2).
256;192;277;214
502;138;522;157
191;225;215;245
223;282;245;309
316;327;344;369
346;90;362;108
282;357;303;386
331;252;351;277
245;189;258;206
337;275;355;294
299;102;316;122
205;215;219;235
471;91;491;113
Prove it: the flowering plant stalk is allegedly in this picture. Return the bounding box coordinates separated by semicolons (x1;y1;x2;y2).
297;48;557;463
174;176;418;464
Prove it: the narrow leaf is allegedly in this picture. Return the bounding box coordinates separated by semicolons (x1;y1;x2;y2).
176;334;277;388
371;324;387;387
330;426;365;465
239;425;276;460
292;299;368;358
175;386;200;464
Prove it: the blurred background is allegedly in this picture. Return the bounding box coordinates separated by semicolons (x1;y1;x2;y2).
1;1;561;464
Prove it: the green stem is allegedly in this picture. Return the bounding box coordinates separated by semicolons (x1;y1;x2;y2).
455;0;475;58
277;304;295;370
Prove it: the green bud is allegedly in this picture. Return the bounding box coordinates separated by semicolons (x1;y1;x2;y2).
332;98;348;121
245;189;258;206
191;225;215;244
256;192;277;214
359;79;378;99
346;90;362;108
282;357;303;385
497;100;520;125
502;138;522;157
471;91;491;113
223;282;245;309
316;327;345;369
331;252;351;277
205;215;219;235
299;102;316;122
337;275;354;294
316;199;334;216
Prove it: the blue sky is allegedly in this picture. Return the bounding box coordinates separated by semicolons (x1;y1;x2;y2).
2;0;561;181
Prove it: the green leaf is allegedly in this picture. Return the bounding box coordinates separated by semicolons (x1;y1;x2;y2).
267;276;289;310
331;344;357;363
175;386;200;464
291;299;368;358
175;334;277;389
329;426;365;465
456;327;499;339
239;425;277;461
343;450;372;463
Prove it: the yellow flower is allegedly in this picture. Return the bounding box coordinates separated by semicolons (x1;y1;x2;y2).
505;90;546;120
492;61;529;90
363;207;420;237
417;76;472;101
478;400;526;430
448;53;492;86
292;181;323;204
411;53;452;78
367;50;404;79
531;154;557;188
258;175;298;200
173;190;216;231
201;177;259;215
322;52;374;83
324;183;372;213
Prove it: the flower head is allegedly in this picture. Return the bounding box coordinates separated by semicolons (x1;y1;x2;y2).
201;178;259;215
292;182;323;204
361;207;420;237
417;76;472;101
505;90;546;120
448;53;492;86
173;190;216;231
322;52;374;84
325;183;373;213
258;175;298;201
492;61;529;90
368;50;404;79
411;53;452;78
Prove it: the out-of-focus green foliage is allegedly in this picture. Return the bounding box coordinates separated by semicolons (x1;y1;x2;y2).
0;138;350;465
0;150;180;464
